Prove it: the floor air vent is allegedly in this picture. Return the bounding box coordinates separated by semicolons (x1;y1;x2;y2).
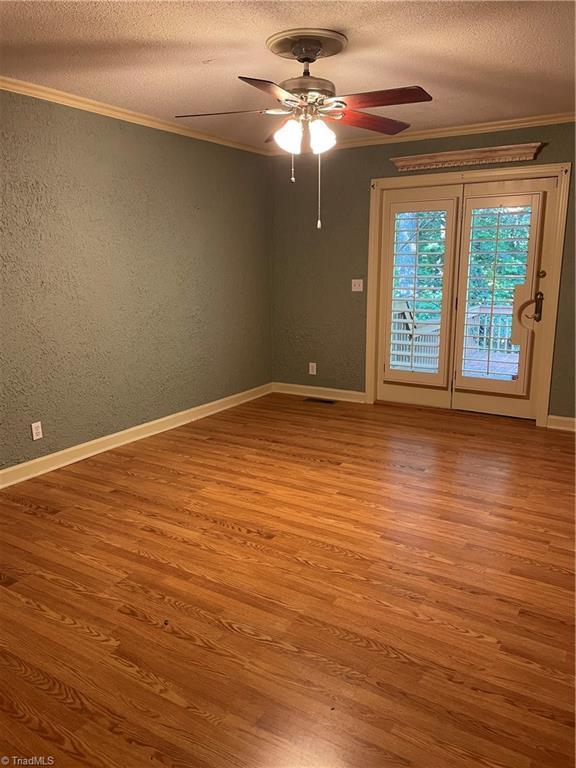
304;397;335;404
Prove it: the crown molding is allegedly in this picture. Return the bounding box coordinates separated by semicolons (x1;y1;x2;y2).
390;142;543;171
0;75;270;156
327;112;575;153
1;75;573;157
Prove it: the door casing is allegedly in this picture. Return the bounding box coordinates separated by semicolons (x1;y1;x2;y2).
365;163;572;426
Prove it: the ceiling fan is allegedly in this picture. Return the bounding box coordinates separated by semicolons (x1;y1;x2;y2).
175;28;432;154
175;29;431;228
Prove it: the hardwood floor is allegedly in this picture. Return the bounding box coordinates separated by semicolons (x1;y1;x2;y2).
0;394;574;768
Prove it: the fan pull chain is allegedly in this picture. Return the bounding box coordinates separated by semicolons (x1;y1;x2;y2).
316;153;322;230
290;153;295;183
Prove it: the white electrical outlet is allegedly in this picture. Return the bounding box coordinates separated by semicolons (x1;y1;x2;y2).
308;362;317;375
352;278;364;292
31;421;43;441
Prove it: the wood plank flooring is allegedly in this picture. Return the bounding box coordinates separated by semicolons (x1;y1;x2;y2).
0;394;574;768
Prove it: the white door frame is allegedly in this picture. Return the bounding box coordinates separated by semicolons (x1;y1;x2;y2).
365;163;572;426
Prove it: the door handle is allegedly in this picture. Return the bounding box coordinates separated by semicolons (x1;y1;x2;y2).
517;291;544;325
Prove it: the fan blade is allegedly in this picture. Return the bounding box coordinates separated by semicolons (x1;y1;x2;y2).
175;109;264;118
327;86;432;110
239;76;301;105
326;109;410;135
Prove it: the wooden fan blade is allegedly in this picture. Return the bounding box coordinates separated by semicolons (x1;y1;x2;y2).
326;109;410;135
239;76;301;105
327;86;432;110
175;109;264;118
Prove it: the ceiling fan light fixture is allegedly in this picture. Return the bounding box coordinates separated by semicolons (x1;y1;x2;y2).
309;118;336;154
274;118;303;154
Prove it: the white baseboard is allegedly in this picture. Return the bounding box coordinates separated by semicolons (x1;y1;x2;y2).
271;382;367;403
0;383;273;490
4;380;568;491
9;382;565;490
546;415;576;432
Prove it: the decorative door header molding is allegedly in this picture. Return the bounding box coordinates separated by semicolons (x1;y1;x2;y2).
390;143;544;172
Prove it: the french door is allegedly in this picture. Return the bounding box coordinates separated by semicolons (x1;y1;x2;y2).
375;174;563;419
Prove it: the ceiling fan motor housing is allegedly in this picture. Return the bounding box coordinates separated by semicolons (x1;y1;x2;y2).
280;75;336;101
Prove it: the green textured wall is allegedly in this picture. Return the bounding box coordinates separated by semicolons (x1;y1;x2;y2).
270;123;575;416
1;91;272;469
1;91;573;474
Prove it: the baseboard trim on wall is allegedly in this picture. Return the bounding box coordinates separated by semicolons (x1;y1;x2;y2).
546;415;576;432
271;382;367;403
3;382;567;490
0;383;273;490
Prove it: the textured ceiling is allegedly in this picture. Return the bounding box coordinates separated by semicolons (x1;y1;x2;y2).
0;1;574;150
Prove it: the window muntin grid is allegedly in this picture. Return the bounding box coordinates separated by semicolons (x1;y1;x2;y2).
389;211;446;374
462;205;532;381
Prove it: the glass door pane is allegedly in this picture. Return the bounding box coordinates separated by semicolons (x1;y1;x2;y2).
381;197;458;389
389;211;446;375
454;194;541;396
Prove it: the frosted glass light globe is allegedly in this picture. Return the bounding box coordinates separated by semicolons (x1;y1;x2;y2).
310;119;336;154
274;119;303;154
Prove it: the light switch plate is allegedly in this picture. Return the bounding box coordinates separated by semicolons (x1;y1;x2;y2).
352;279;364;292
308;362;317;375
31;421;43;440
